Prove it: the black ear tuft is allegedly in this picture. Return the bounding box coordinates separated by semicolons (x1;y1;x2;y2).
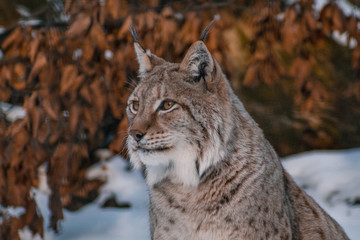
200;14;220;41
129;24;146;52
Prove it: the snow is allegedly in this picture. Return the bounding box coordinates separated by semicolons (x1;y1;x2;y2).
19;152;150;240
0;205;26;224
0;102;26;121
72;49;83;60
332;30;357;49
19;19;42;27
16;5;31;17
104;50;114;61
16;148;360;240
282;149;360;239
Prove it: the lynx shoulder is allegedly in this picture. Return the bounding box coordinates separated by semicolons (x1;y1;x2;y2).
126;24;349;240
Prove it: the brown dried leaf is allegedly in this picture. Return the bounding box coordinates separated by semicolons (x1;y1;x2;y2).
1;217;22;240
136;13;147;32
283;6;297;24
12;127;29;151
74;75;85;91
24;92;38;111
177;12;201;48
117;16;132;40
48;28;61;47
89;22;109;50
49;189;64;233
332;5;346;33
6;119;26;137
108;91;122;119
29;37;41;63
145;11;157;29
320;4;333;21
1;27;23;50
243;64;259;88
83;107;97;137
319;3;346;33
50;143;70;184
160;18;178;47
6;168;27;206
352;46;360;68
82;38;95;62
9;152;23;168
289;57;312;86
109;117;129;155
27;52;48;82
21;199;37;226
63;179;104;211
73;143;89;159
48;128;61;145
30;107;42;139
80;85;92;103
14;63;26;81
63;0;73;13
304;10;317;32
68;144;88;177
69;103;81;134
1;66;12;84
105;0;122;19
66;13;92;39
29;209;44;238
348;16;358;38
60;65;78;95
90;80;107;122
42;100;58;120
12;62;27;89
0;87;11;102
281;21;302;52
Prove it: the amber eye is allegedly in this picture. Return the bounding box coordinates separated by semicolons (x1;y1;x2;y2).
159;100;175;111
129;101;139;114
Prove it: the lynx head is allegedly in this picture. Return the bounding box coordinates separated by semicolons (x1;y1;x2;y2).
127;21;234;187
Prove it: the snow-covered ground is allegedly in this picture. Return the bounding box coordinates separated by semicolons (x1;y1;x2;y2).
17;148;360;240
283;149;360;239
19;154;151;240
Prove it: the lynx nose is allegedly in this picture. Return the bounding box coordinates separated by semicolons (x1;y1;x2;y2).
129;129;145;142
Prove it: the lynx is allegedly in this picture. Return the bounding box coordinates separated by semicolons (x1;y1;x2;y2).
126;22;349;240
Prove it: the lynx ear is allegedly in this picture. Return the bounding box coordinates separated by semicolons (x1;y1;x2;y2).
130;24;153;75
180;41;214;85
134;42;152;75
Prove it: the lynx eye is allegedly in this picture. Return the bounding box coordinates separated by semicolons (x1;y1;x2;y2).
129;101;139;114
159;100;175;111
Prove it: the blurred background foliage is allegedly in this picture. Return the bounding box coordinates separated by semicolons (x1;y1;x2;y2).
0;0;360;239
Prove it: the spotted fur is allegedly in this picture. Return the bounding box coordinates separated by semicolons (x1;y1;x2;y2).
126;37;349;239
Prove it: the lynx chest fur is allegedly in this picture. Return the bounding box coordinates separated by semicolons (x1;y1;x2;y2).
126;25;349;240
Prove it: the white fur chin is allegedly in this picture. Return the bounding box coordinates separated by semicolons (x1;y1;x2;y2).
138;143;199;187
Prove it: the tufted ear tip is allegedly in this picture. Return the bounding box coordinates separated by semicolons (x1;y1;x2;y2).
134;42;152;75
130;24;152;76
